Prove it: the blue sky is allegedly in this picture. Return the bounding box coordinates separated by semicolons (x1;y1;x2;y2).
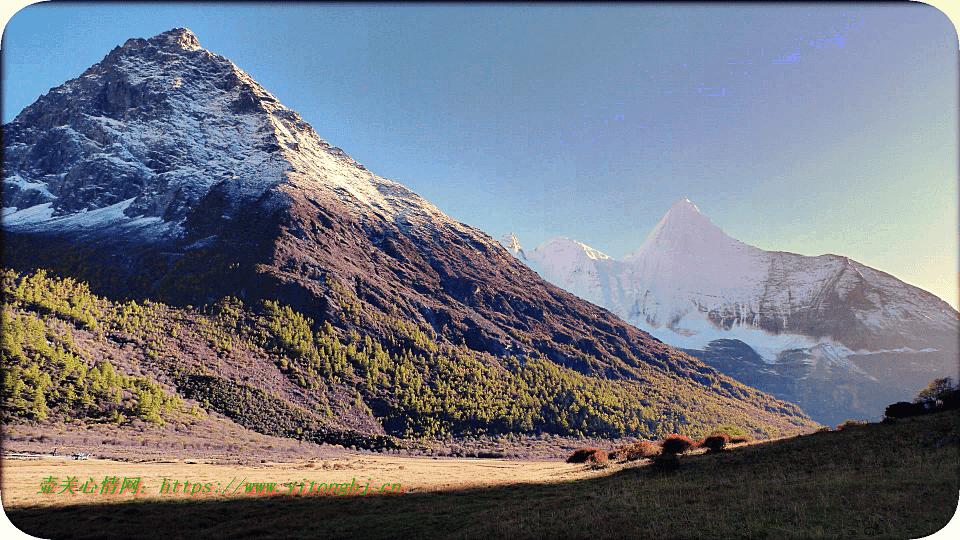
2;2;958;309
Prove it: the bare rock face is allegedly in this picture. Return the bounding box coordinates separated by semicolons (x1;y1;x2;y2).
507;200;959;425
2;29;816;439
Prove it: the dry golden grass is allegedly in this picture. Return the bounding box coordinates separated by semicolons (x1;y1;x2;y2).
3;411;957;539
1;453;614;507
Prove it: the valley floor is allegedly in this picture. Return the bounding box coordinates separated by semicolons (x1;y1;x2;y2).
1;453;610;508
2;411;957;539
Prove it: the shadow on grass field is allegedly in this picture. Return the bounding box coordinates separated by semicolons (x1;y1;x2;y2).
5;411;958;540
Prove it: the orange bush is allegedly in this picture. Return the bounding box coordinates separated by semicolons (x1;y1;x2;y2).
567;447;604;464
587;450;610;468
660;434;697;455
620;440;661;461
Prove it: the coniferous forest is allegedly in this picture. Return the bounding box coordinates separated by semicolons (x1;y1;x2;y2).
1;268;814;447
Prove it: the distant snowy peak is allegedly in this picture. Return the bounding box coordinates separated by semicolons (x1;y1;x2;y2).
576;240;613;261
504;198;958;426
500;234;610;266
506;236;614;308
506;200;959;354
627;198;757;261
536;236;613;261
623;199;768;326
2;28;460;239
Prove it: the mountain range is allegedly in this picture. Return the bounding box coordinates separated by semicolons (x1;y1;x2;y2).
501;199;959;425
1;29;816;443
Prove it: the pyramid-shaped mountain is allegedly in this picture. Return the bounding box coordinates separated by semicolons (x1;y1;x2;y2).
2;29;816;441
510;199;959;426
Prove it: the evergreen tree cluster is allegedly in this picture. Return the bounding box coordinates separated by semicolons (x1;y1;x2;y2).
2;269;180;424
2;268;812;442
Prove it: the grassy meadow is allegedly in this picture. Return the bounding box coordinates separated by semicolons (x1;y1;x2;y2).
5;409;957;540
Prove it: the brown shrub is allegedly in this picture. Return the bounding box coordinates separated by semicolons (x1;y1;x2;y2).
567;447;604;464
885;401;928;419
615;440;661;461
640;440;662;457
700;433;730;453
614;445;633;461
660;435;697;455
587;450;610;469
836;420;867;430
729;435;752;444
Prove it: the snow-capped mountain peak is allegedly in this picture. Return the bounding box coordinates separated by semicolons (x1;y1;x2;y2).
620;200;767;329
537;236;612;261
511;199;957;352
115;27;202;54
502;200;959;424
628;198;748;261
2;28;463;240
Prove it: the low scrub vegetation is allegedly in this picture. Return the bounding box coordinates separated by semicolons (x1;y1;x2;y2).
835;419;867;430
611;440;660;461
581;429;749;466
699;433;730;453
566;447;605;464
659;434;697;455
586;449;609;469
885;377;960;420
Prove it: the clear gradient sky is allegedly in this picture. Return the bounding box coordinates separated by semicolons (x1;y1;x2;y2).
2;2;958;309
